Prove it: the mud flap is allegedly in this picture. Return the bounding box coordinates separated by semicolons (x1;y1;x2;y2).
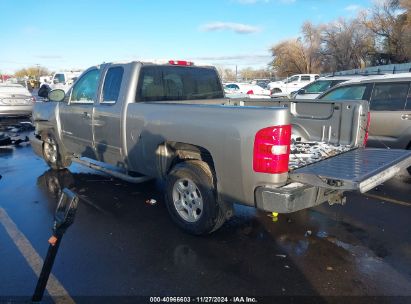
289;148;411;193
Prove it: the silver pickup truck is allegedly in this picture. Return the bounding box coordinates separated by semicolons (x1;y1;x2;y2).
31;60;411;234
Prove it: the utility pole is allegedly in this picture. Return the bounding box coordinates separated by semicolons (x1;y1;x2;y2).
36;64;40;80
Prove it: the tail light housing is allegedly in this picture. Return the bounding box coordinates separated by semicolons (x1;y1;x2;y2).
363;112;371;147
246;90;254;95
253;125;291;174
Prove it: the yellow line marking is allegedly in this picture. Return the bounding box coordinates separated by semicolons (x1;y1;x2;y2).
0;207;75;304
363;193;411;207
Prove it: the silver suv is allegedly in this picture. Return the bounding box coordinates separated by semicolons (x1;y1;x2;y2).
318;74;411;152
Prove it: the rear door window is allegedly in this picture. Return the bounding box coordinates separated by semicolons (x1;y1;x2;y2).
101;66;124;104
370;82;409;111
320;84;367;100
301;76;311;81
136;66;224;102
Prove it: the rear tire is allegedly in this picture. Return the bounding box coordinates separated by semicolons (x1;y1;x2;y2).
165;160;225;235
42;133;72;170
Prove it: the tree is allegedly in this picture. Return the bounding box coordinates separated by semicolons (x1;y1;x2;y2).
320;18;374;71
14;66;50;79
216;66;237;82
270;22;322;76
361;0;410;63
240;68;271;81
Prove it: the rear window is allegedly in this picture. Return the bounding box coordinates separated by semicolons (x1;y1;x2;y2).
320;85;367;100
370;82;409;111
54;74;65;83
136;66;224;102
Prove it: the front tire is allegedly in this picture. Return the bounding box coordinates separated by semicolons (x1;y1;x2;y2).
165;160;225;235
42;133;72;170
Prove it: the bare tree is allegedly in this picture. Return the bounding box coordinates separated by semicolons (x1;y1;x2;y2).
216;66;237;82
14;66;50;78
240;68;271;81
361;0;409;63
270;22;322;76
320;18;373;71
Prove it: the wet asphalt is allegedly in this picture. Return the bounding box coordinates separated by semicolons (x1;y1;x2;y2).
0;127;410;304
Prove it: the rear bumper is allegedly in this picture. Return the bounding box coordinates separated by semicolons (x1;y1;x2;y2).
255;183;339;213
30;135;44;158
0;105;33;117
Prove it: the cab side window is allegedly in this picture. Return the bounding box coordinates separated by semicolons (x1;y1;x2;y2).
370;82;409;111
102;67;124;104
70;69;100;104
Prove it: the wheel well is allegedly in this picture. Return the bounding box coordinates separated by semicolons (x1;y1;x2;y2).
156;142;216;179
406;141;411;150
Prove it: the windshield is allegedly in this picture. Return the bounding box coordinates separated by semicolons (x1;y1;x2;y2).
320;85;367;100
285;76;299;84
304;80;333;93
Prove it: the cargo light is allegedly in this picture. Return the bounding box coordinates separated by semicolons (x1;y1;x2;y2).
168;60;194;66
363;112;371;147
253;125;291;174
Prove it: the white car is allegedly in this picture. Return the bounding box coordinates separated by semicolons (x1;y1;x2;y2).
224;83;271;99
0;84;34;117
292;76;361;99
268;74;319;95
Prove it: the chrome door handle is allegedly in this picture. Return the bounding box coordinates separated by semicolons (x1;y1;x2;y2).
401;114;410;120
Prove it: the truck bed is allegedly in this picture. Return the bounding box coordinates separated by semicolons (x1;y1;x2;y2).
289;139;352;170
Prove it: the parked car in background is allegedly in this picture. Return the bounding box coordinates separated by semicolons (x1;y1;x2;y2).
251;79;270;89
291;76;361;99
268;74;319;95
0;83;35;117
224;83;271;99
317;73;411;154
50;71;82;92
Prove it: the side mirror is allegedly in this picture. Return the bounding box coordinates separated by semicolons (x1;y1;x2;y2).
48;89;66;102
298;89;306;95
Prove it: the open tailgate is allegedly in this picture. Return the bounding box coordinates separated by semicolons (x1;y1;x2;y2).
289;148;411;193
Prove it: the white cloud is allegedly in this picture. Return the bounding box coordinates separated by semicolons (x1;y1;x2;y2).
345;4;362;11
200;22;261;34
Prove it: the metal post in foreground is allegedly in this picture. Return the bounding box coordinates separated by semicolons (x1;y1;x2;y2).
32;188;79;303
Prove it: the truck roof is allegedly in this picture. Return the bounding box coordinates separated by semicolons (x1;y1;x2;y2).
106;60;215;68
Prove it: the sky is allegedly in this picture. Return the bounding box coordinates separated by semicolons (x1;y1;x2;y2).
0;0;375;74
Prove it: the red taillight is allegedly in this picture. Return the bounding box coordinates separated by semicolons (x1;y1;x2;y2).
363;112;371;147
168;60;193;66
253;125;291;174
246;90;254;95
31;96;36;103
